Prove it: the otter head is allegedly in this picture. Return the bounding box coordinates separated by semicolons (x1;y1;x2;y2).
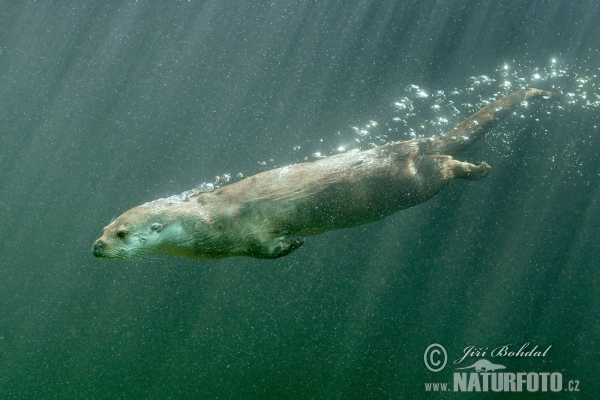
92;201;186;259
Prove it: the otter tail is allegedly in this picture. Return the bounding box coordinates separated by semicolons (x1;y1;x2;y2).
425;88;560;157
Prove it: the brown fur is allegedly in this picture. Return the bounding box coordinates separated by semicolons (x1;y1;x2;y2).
92;89;558;259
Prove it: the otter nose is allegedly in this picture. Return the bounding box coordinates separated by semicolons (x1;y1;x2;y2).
92;241;105;257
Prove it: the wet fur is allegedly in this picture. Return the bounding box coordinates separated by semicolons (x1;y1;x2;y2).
93;89;558;260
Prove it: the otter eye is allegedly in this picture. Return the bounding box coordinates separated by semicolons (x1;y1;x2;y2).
116;231;127;239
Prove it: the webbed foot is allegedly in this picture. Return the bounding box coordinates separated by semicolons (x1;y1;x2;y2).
443;157;491;180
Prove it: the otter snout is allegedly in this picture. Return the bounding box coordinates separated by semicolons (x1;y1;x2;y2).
92;240;106;258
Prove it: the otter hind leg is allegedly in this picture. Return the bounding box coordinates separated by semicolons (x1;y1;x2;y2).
441;156;491;181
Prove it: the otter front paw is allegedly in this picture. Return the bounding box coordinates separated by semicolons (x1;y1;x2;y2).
273;238;304;258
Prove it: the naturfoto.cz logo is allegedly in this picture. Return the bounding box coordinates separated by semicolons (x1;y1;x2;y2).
422;343;580;393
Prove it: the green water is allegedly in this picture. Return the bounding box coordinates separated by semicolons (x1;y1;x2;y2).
1;1;599;398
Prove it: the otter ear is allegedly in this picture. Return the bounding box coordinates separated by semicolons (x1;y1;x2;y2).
150;222;163;233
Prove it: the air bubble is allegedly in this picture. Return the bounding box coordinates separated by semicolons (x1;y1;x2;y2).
394;97;414;111
203;60;599;195
199;182;214;192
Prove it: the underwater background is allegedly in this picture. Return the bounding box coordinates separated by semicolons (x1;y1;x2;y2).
0;1;599;398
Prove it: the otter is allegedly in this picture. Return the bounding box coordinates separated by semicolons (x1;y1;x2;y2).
92;89;558;260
